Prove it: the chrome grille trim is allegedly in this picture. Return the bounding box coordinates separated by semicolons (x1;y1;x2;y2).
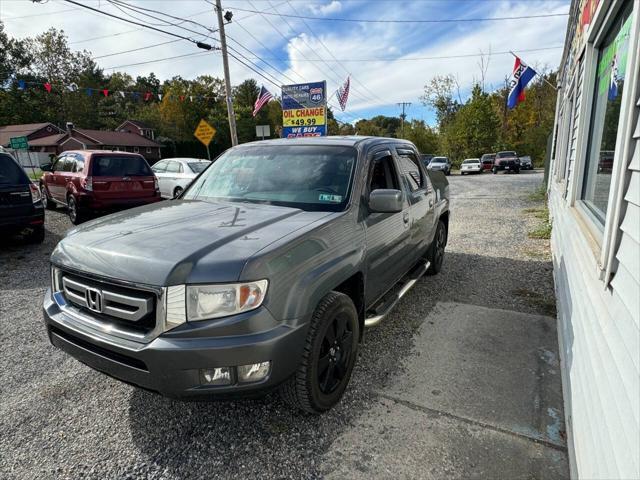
62;276;152;322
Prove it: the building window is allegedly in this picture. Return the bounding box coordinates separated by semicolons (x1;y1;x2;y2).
580;5;633;223
134;147;139;153
146;147;152;153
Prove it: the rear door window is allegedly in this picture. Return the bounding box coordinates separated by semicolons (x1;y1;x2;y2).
71;155;85;173
91;155;152;176
0;154;28;185
152;160;168;173
166;161;181;174
396;149;425;192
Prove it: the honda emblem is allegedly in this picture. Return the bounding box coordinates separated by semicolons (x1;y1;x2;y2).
85;287;103;313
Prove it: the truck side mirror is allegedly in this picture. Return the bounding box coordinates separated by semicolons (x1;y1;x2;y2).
369;189;403;213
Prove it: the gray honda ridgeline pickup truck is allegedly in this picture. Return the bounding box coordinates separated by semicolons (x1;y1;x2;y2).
43;137;450;413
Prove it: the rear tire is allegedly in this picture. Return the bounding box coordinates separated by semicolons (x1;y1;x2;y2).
492;167;498;174
426;219;447;275
173;186;184;198
279;292;359;414
67;195;85;225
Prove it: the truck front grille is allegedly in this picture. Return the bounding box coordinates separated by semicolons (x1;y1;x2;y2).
60;271;157;333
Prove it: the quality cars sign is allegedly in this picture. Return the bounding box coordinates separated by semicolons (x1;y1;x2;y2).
281;81;327;138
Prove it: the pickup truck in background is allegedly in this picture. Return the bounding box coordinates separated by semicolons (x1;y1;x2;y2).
43;137;450;413
492;151;521;174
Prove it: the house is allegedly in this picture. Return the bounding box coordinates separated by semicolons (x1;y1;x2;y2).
26;124;162;162
548;0;639;479
117;120;156;140
0;123;63;148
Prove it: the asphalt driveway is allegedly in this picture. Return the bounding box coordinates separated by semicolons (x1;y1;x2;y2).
0;169;567;479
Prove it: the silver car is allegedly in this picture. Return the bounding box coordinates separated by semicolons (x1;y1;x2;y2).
151;158;211;198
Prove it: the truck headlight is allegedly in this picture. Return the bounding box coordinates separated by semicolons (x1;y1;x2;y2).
186;280;268;321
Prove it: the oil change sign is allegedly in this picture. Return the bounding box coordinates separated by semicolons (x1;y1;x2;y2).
281;81;327;138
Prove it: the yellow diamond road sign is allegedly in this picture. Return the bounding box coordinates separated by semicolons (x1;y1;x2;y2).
194;119;216;146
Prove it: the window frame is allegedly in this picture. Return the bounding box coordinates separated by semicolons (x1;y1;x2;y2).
395;147;428;194
568;0;640;281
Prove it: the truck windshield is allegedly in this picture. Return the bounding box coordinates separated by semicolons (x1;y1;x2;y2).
496;151;516;158
184;145;357;212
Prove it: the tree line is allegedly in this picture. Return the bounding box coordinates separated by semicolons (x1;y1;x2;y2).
1;23;557;164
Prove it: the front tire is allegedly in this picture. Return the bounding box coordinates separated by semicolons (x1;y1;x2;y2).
280;292;359;414
492;167;498;174
426;219;447;275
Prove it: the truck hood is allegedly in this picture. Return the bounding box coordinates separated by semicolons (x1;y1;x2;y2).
51;200;334;286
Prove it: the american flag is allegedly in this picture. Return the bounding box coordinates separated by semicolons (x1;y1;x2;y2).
253;85;273;117
336;76;350;111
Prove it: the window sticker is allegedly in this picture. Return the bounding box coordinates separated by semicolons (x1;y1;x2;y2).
318;194;343;203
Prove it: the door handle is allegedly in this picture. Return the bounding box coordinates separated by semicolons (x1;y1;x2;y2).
402;212;409;224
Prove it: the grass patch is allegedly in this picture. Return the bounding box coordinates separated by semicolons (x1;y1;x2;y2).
529;222;552;239
528;183;547;202
27;171;42;180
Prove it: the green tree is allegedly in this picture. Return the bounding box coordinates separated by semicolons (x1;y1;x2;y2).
400;120;439;154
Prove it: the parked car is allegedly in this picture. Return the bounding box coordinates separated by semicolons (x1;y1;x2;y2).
460;158;482;175
519;156;533;170
427;156;451;175
492;151;520;174
43;137;450;413
0;151;45;243
420;153;435;167
151;158;211;199
40;150;161;225
480;153;495;171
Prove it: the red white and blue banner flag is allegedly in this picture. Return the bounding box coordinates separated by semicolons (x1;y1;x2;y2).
507;56;537;109
253;85;273;117
336;76;350;111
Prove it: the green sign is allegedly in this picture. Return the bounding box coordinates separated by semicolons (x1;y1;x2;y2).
9;136;29;150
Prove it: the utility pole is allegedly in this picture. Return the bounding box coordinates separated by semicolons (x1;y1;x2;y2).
397;102;411;138
215;0;238;146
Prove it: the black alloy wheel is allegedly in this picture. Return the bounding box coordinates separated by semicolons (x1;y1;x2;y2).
317;312;354;395
173;186;184;198
427;219;447;275
280;292;359;413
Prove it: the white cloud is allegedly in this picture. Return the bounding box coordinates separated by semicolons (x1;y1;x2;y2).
318;1;342;16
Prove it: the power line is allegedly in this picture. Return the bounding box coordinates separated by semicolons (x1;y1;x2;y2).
1;8;77;20
282;0;386;105
225;7;569;23
94;39;182;60
104;51;213;70
59;0;216;50
239;45;563;63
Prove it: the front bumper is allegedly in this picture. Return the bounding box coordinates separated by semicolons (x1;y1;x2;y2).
43;289;309;399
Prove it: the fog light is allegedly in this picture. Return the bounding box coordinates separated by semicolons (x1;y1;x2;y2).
200;367;231;386
237;361;271;383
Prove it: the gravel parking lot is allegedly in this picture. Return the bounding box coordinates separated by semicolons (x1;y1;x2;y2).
0;170;560;479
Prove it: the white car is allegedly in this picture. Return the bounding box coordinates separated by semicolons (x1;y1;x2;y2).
460;158;482;175
151;158;211;198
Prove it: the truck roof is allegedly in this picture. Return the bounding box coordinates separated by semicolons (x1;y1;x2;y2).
241;136;417;149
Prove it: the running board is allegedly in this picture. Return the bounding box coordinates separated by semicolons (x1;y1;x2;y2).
364;261;430;328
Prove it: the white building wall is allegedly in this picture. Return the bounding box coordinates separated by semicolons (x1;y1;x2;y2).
549;1;640;479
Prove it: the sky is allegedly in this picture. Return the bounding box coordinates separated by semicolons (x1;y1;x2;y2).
0;0;571;126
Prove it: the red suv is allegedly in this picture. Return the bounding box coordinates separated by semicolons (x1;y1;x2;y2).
40;150;160;224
